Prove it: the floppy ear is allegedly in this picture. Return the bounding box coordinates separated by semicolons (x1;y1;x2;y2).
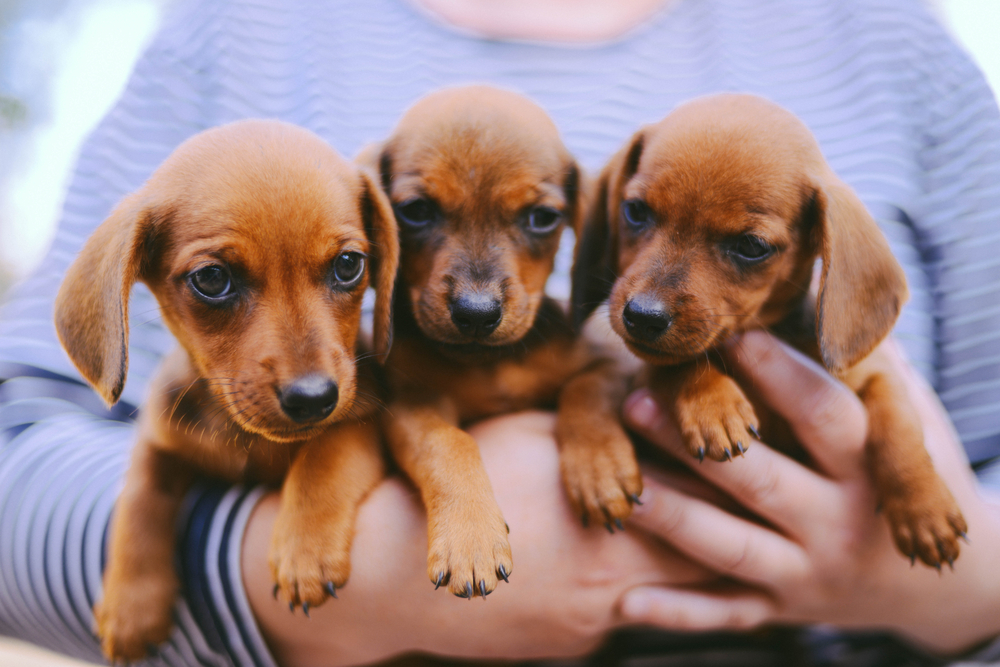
358;168;400;359
570;130;644;329
813;174;908;374
54;193;157;406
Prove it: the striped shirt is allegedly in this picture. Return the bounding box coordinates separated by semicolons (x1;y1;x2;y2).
1;0;999;664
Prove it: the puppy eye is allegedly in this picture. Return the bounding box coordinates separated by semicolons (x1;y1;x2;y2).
189;265;232;300
394;198;437;228
525;206;562;235
331;252;366;287
728;234;776;264
621;199;653;230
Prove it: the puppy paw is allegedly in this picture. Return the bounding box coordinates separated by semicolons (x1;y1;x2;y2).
882;480;968;570
95;570;177;662
673;373;758;462
269;510;352;613
559;427;643;531
426;498;513;599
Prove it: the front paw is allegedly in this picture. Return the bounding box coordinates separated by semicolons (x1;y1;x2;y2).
882;479;968;569
426;499;513;599
559;426;642;531
95;569;177;662
673;374;758;462
269;512;352;613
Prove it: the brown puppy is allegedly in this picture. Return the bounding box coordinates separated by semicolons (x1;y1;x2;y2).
573;93;967;568
366;85;642;598
54;120;399;661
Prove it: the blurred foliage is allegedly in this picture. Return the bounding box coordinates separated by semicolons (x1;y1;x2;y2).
0;93;27;129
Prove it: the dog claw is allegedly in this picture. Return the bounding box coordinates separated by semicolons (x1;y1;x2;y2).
302;603;310;618
629;493;643;506
614;518;624;531
697;447;705;463
466;582;474;599
604;521;614;534
325;581;338;599
479;580;487;598
748;424;760;440
722;448;732;461
498;564;510;583
909;552;916;567
505;522;510;534
272;583;279;600
434;572;445;590
959;531;970;544
735;442;745;456
289;601;295;613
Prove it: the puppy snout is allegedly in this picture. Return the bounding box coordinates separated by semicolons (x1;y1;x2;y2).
623;296;672;342
278;374;339;423
450;292;503;338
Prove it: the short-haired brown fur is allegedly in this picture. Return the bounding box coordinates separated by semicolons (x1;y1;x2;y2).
365;86;644;598
573;93;967;568
54;120;399;661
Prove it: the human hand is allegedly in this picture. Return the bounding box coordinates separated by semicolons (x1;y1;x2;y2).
618;330;1000;656
244;411;713;667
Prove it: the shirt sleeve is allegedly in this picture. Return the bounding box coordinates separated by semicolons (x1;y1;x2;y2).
0;2;279;664
904;3;1000;465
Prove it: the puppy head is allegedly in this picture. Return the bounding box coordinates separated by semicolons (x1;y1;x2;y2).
572;93;907;372
55;120;399;441
373;85;581;348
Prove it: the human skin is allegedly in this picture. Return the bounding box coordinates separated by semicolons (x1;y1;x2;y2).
242;411;713;667
619;331;1000;656
244;331;1000;665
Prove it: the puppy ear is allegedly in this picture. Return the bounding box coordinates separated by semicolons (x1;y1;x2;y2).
813;175;908;373
54;193;158;406
358;167;400;359
353;141;384;174
570;131;644;329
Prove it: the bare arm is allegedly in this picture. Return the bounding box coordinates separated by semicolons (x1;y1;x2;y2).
242;411;712;666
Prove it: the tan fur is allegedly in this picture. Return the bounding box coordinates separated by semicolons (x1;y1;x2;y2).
365;85;642;597
54;120;399;661
573;93;967;568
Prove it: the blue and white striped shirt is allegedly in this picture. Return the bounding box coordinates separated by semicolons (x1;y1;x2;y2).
2;0;999;664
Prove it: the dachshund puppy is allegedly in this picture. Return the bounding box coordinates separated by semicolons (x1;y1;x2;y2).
54;120;399;661
365;85;642;598
572;93;967;568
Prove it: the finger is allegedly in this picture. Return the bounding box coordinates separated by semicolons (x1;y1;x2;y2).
629;475;809;588
619;585;775;631
625;389;842;538
722;330;868;480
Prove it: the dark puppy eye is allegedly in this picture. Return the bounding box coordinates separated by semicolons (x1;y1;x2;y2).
728;234;776;264
525;206;562;235
331;252;366;287
621;199;653;230
394;198;437;228
189;265;232;300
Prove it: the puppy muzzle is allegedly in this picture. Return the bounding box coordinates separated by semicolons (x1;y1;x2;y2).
449;289;503;340
622;295;672;342
278;374;339;423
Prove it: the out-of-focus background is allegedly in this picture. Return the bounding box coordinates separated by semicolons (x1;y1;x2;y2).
0;0;997;664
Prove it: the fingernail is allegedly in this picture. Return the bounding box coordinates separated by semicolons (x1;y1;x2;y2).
620;590;651;619
624;390;659;429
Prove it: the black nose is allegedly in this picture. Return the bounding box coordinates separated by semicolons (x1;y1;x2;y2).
450;292;503;338
622;296;671;342
279;375;339;423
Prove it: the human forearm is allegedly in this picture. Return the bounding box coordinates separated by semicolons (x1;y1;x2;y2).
243;411;711;667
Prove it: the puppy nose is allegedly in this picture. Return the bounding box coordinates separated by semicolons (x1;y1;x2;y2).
279;375;339;423
450;292;503;338
623;297;672;342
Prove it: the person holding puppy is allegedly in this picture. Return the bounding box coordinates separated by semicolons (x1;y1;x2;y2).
1;0;999;665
